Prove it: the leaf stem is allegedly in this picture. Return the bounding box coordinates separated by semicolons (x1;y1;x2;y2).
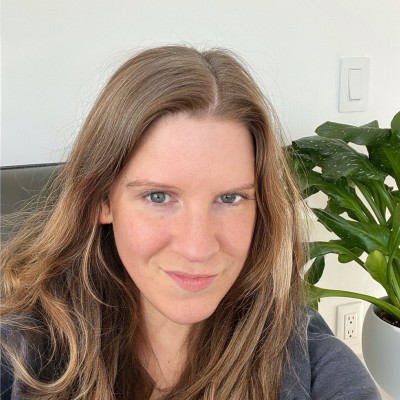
387;255;400;308
372;180;395;215
354;180;387;225
382;146;400;189
308;285;400;321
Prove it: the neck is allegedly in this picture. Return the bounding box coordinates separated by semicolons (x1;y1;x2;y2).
140;310;192;390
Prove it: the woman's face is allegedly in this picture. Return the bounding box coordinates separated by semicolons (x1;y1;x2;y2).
100;114;256;327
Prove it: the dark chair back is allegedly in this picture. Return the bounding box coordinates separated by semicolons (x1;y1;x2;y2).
0;163;61;241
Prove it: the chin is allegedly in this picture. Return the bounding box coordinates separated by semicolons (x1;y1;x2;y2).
167;303;218;326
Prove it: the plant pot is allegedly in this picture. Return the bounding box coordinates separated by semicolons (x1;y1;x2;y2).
362;300;400;398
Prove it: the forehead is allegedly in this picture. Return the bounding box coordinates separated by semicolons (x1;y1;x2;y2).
121;114;255;188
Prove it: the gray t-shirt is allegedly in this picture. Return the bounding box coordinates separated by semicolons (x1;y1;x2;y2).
1;311;381;399
279;310;381;399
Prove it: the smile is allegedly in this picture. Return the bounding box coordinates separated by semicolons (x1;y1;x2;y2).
164;271;217;292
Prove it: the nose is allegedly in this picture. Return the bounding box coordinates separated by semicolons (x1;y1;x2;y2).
171;209;220;263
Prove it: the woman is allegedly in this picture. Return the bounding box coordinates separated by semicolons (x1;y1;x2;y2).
1;46;380;399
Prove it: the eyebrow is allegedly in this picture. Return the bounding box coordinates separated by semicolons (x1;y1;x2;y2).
125;179;255;192
125;179;179;190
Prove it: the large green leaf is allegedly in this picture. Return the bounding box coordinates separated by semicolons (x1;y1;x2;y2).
309;241;364;267
297;172;367;220
286;145;317;170
286;145;319;198
316;121;391;146
302;173;352;205
389;128;400;147
392;190;400;201
304;255;325;285
290;162;318;194
367;146;395;176
365;250;388;290
312;208;398;257
309;241;346;259
338;246;364;263
391;111;400;133
325;198;346;215
382;147;400;185
325;198;365;221
292;136;386;182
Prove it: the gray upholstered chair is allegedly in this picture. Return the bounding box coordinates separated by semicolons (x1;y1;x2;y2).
0;163;60;241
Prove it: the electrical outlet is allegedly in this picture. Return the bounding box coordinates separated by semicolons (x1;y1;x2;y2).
344;312;358;339
336;302;363;344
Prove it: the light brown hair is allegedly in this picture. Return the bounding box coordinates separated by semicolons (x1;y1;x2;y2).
1;45;306;399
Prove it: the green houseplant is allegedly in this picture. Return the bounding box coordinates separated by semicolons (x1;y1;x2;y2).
288;111;400;324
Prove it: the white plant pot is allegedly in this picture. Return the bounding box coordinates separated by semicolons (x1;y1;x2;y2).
362;301;400;398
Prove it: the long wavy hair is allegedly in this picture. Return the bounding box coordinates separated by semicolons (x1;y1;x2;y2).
1;45;306;399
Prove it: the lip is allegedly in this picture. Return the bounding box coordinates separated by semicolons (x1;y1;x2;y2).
164;271;217;292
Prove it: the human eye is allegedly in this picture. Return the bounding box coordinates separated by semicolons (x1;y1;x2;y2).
145;192;173;205
217;193;245;205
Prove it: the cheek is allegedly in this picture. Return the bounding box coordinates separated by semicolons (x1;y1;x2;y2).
218;211;256;261
112;215;171;265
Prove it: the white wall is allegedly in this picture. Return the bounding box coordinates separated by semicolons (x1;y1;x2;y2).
3;0;400;166
2;0;400;337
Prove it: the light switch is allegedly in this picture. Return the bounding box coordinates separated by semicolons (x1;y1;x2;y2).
339;57;369;112
348;68;363;100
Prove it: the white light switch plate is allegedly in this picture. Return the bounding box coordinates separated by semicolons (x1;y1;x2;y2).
339;57;369;112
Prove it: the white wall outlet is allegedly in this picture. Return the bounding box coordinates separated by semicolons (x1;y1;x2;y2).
336;302;363;345
344;312;358;339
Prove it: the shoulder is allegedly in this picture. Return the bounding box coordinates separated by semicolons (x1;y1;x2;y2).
280;309;381;400
1;326;14;400
307;309;381;400
1;356;13;400
0;315;55;399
